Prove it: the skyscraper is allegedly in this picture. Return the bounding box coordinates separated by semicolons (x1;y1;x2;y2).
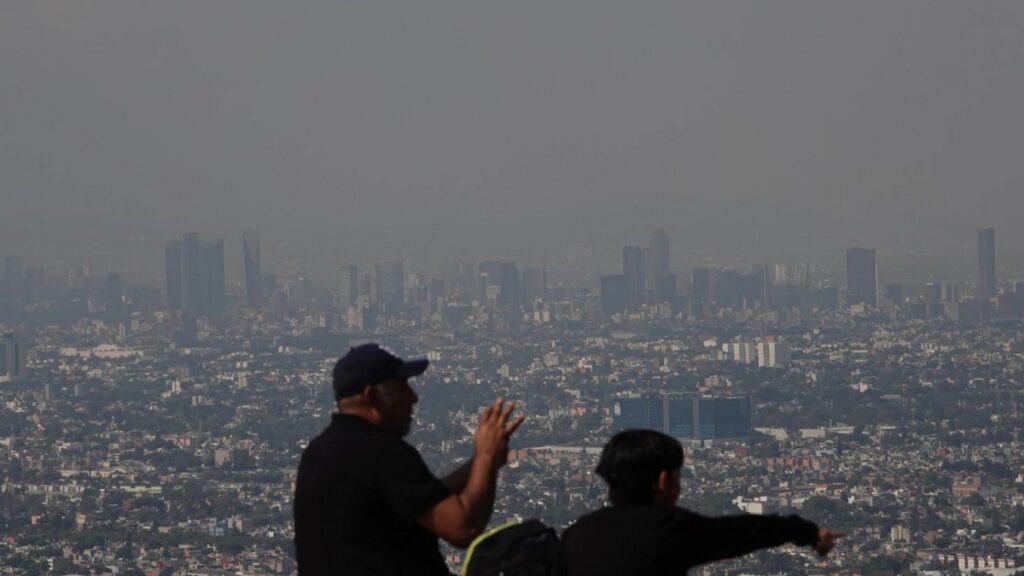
165;240;182;309
375;261;405;309
647;229;670;281
338;265;358;309
978;227;996;299
522;266;547;304
478;261;521;308
845;248;878;308
691;268;711;305
600;274;626;316
0;333;24;383
622;245;646;312
167;234;226;317
242;228;263;307
105;272;123;317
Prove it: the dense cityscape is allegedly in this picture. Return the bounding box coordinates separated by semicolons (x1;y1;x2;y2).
2;227;1024;575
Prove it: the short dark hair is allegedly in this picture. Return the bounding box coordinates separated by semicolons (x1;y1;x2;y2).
595;429;684;506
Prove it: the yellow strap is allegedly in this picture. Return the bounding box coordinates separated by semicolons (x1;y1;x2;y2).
460;521;521;576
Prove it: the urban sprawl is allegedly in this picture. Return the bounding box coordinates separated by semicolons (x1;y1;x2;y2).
1;228;1023;575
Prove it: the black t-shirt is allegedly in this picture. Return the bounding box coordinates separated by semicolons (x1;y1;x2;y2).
294;413;453;576
558;505;819;576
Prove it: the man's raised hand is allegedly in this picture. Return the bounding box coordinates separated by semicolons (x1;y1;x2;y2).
474;399;525;468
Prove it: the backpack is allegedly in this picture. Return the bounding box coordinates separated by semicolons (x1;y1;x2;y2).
460;519;560;576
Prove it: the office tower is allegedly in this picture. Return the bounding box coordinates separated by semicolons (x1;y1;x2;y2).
691;268;711;304
757;341;792;368
261;273;278;302
654;275;677;305
478;261;521;308
375;261;405;308
885;284;905;308
647;229;670;299
522;266;547;304
978;227;996;299
600;274;626;316
747;265;770;310
622;245;646;312
105;273;123;316
165;240;183;309
167;234;226;317
24;266;44;304
0;333;24;383
183;233;226;317
242;228;263;307
4;257;24;305
338;265;358;309
714;270;744;309
845;248;878;307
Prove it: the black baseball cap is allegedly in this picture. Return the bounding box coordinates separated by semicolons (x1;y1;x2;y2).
332;343;429;400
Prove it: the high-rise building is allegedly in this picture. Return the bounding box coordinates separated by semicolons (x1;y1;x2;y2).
647;229;670;299
691;268;711;304
242;228;263;307
375;261;405;309
653;274;677;305
478;261;521;308
522;266;547;304
622;245;646;312
0;333;24;383
165;240;182;309
846;248;878;308
105;273;123;316
600;274;626;316
167;234;226;317
338;265;358;309
978;227;996;299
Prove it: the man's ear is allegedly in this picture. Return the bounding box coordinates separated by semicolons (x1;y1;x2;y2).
361;385;378;406
655;470;671;493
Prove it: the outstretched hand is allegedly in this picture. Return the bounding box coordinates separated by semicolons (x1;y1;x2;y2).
814;528;846;556
474;399;525;468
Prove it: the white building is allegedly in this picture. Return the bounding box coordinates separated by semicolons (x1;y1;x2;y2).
757;341;792;368
721;342;757;364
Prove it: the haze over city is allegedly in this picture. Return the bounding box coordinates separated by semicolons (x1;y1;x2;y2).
3;1;1024;281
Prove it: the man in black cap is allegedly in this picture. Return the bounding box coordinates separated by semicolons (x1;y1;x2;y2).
294;343;524;575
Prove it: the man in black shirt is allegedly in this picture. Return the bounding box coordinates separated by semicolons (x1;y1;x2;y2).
294;344;523;575
558;430;845;575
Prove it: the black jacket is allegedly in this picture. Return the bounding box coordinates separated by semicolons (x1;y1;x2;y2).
558;505;819;575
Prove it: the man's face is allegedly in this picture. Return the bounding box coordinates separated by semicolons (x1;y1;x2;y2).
373;378;419;437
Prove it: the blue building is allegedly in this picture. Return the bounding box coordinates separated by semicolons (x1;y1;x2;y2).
613;396;751;440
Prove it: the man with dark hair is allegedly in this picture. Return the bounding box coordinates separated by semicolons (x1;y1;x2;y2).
558;429;844;575
294;343;524;575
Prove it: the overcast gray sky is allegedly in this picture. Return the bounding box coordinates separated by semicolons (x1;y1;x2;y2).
2;1;1023;279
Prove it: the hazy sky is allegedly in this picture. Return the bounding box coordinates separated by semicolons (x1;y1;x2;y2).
2;1;1023;279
